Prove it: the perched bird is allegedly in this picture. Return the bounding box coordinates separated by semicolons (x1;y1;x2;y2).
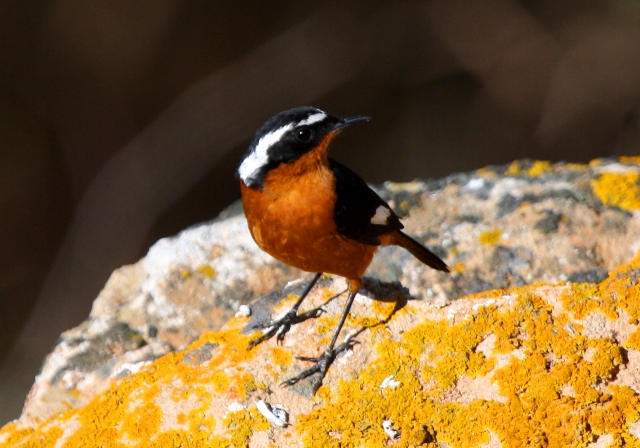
238;106;449;391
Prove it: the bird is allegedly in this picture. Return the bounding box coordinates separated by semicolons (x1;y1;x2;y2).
237;106;449;392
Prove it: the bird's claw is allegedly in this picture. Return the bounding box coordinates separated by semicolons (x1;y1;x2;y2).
248;306;325;349
280;338;359;391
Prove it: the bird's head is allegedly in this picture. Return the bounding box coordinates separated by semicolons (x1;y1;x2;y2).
238;107;370;188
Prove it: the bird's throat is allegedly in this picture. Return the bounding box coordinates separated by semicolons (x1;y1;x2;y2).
262;132;337;199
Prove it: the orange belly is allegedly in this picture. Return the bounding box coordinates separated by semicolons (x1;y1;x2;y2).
240;155;377;280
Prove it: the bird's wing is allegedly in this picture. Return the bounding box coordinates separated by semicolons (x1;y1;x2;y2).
329;158;403;245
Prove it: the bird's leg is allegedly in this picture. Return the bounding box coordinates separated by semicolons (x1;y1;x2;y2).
282;286;359;393
248;273;323;348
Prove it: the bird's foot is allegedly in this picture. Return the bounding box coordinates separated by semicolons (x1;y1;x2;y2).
248;307;324;349
281;337;358;393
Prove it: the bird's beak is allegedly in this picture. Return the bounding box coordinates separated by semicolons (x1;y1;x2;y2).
333;115;371;131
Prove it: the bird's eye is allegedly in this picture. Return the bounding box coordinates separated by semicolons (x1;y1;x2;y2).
295;127;312;142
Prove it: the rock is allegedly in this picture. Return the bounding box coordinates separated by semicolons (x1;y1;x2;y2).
2;255;640;446
20;209;304;423
2;157;640;447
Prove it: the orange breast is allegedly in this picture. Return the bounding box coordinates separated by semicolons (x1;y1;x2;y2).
240;146;376;280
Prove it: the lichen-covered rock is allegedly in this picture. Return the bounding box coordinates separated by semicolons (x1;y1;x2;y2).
4;157;640;446
20;211;304;423
3;252;640;446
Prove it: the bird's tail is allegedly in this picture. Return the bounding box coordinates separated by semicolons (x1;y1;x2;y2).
389;231;449;273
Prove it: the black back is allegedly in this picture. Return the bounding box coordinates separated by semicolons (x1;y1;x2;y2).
330;158;403;245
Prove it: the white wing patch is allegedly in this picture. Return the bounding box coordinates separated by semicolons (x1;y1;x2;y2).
296;111;326;127
238;123;293;183
371;205;391;225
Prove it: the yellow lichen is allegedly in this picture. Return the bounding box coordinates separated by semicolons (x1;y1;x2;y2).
589;159;603;167
0;328;273;448
591;172;640;211
371;296;396;317
478;229;502;245
294;275;640;447
230;372;258;400
4;168;640;446
527;160;552;176
504;160;551;177
505;161;522;176
223;407;270;445
209;371;231;394
624;328;640;350
477;166;498;178
562;253;640;322
566;162;588;171
3;263;640;447
313;315;336;337
196;265;216;278
269;347;293;368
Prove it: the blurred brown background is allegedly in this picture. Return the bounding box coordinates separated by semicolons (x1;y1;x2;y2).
1;0;639;424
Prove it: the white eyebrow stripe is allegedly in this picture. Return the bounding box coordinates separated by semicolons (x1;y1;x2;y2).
296;112;327;127
371;205;391;225
238;123;293;183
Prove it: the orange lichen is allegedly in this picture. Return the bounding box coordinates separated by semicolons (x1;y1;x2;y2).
122;402;162;442
452;261;465;273
619;156;640;166
591;172;640;211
